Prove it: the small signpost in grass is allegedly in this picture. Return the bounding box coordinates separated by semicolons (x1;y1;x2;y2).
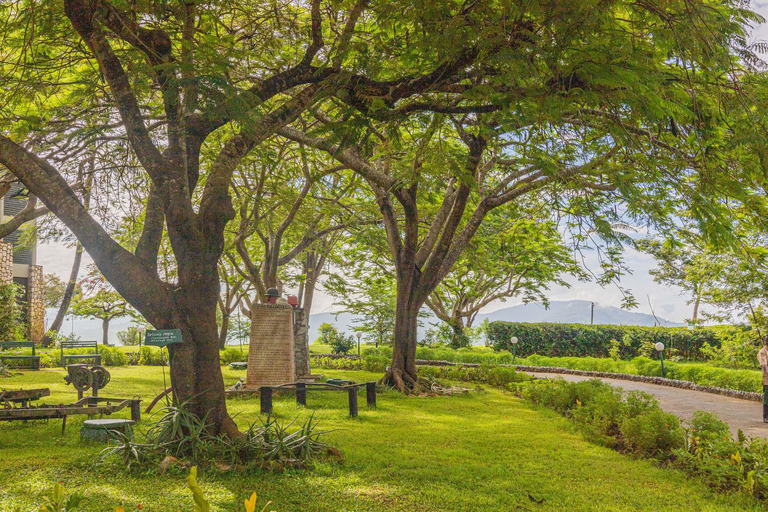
144;329;183;402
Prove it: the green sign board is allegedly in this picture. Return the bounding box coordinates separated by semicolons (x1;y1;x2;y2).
144;329;183;348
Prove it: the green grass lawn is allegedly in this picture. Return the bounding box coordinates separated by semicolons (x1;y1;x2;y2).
0;366;761;511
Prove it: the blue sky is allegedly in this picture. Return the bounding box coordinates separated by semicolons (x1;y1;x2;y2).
36;2;768;326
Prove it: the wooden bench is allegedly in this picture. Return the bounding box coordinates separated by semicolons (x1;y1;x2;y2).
0;341;40;370
60;341;101;366
258;381;377;417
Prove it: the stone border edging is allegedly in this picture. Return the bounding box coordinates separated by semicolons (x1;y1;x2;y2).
412;359;763;403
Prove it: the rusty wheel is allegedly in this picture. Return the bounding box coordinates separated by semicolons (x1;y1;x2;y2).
66;366;93;392
91;365;110;390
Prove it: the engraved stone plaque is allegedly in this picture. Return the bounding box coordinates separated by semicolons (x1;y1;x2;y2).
245;304;295;389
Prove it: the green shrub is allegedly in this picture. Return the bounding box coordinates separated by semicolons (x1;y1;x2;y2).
220;348;247;365
523;379;614;415
38;352;57;368
486;321;727;360
525;378;683;459
56;346;128;366
686;411;731;445
523;377;768;500
311;354;388;373
317;323;355;354
619;410;685;459
569;386;629;445
418;364;528;390
116;326;141;346
0;283;24;341
138;346;166;366
100;346;128;366
672;422;768;498
700;327;761;369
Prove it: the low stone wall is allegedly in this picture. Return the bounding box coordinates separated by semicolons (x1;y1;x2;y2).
412;359;763;403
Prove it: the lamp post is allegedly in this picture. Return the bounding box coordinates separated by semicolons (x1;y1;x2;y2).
137;326;145;349
511;336;519;363
356;332;362;368
655;342;666;378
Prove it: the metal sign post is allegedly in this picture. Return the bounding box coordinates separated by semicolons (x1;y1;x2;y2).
144;330;183;406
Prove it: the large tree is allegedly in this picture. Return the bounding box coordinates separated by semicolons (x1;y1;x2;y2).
280;1;765;391
227;140;367;304
70;265;134;345
426;208;584;343
638;235;726;325
0;0;569;429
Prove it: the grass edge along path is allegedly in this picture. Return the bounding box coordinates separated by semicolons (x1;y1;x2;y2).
0;366;762;511
313;349;765;395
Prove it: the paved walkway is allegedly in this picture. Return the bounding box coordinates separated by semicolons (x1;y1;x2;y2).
526;372;768;439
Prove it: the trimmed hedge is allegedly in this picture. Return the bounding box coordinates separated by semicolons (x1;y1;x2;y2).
519;355;763;394
362;346;517;365
487;322;729;360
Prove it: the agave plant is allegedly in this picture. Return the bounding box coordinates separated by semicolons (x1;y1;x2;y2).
98;430;155;468
246;413;332;465
144;401;210;457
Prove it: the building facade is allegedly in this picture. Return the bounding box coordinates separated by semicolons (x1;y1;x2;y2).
0;183;45;342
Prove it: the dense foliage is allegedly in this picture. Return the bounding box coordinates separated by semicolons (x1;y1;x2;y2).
525;379;768;500
524;379;683;457
418;365;529;391
0;282;23;341
486;321;732;360
317;323;355;355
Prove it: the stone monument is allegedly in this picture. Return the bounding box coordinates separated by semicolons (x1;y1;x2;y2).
245;303;295;389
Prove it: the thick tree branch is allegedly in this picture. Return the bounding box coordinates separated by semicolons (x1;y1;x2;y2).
199;85;320;231
278;126;394;189
0;136;172;323
63;0;168;182
0;196;49;239
134;184;164;272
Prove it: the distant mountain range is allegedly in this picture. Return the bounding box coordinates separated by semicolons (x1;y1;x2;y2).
307;300;683;343
47;300;682;346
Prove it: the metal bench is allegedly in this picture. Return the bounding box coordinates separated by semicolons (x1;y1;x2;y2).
0;341;40;370
60;341;101;366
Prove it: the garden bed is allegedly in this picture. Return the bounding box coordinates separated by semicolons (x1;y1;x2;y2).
412;359;763;402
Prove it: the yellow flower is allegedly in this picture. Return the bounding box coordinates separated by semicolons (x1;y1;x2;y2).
245;493;258;512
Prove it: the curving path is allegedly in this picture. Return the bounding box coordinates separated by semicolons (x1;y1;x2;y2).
525;372;768;439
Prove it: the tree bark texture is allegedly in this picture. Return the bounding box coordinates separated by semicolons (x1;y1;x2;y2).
102;317;110;346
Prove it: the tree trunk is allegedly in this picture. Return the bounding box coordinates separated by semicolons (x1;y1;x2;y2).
449;318;466;348
381;278;422;392
41;244;83;346
692;295;700;324
102;317;110;346
165;256;239;438
302;256;319;333
218;312;230;349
